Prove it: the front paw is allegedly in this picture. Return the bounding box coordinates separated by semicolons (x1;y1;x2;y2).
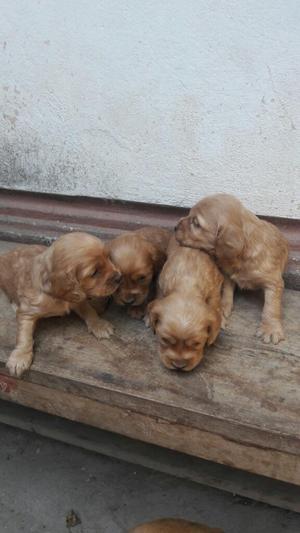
6;349;33;378
88;319;114;340
127;306;145;320
256;321;285;345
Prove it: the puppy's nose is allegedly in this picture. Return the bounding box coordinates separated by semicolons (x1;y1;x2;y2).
110;271;122;284
171;360;187;370
122;296;135;305
174;223;179;231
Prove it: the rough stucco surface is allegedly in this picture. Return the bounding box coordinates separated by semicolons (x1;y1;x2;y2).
1;0;299;217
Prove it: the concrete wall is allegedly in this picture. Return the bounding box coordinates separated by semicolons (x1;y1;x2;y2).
1;0;299;217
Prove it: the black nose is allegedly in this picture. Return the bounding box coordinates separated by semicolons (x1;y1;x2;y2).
122;296;135;305
111;271;122;284
171;360;187;370
174;223;179;231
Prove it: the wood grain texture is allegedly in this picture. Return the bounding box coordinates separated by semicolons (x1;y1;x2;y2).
0;239;299;484
2;401;300;513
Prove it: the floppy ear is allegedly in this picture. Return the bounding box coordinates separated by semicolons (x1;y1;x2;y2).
148;243;167;274
146;299;161;332
41;263;85;303
49;270;86;303
216;224;244;258
206;310;221;345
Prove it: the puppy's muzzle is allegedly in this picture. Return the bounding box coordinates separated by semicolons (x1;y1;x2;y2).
174;218;185;236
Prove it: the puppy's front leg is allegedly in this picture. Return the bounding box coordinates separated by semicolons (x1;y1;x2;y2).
6;313;37;377
221;276;235;329
257;283;285;344
72;301;114;340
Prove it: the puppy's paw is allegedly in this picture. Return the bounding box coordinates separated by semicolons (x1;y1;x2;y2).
127;305;145;320
88;319;114;340
6;349;33;378
256;321;285;345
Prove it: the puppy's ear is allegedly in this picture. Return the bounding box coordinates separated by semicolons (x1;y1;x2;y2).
49;270;85;303
146;299;161;332
206;310;221;345
216;224;244;258
148;244;167;274
41;259;85;303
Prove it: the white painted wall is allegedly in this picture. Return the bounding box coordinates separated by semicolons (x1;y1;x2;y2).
1;0;299;217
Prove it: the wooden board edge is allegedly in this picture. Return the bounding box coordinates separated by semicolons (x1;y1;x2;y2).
0;378;299;486
1;366;299;457
1;399;300;513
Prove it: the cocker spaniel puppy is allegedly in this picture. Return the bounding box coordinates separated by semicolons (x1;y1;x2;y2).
147;237;223;372
130;518;223;533
175;193;289;344
0;232;121;377
107;227;171;319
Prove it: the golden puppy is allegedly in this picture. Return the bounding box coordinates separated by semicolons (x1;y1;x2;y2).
175;193;289;344
0;232;121;377
147;237;223;371
129;518;223;533
107;227;171;319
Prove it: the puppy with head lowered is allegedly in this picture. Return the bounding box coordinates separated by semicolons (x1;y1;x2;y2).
147;237;223;372
0;232;121;377
107;227;171;319
175;194;289;344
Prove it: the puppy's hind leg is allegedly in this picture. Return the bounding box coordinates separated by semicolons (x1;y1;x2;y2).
221;276;235;329
73;301;114;340
257;282;285;344
6;313;37;377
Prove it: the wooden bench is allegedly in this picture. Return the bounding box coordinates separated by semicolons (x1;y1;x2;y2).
0;236;299;486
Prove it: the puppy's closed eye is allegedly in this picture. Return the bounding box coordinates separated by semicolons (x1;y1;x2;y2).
160;336;176;346
90;268;101;278
136;275;147;283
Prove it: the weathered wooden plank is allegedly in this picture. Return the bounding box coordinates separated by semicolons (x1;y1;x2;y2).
0;239;299;484
2;401;300;513
0;377;299;485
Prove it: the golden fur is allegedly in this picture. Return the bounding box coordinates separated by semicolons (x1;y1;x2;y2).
0;232;121;377
107;227;171;319
129;518;223;533
147;237;223;371
175;193;289;343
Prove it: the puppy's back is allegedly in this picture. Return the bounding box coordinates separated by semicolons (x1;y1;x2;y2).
134;227;172;250
129;518;223;533
159;237;223;296
0;244;46;302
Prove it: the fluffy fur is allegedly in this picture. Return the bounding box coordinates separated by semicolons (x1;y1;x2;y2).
107;227;171;319
129;518;223;533
147;237;223;372
0;232;121;377
175;193;289;343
